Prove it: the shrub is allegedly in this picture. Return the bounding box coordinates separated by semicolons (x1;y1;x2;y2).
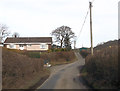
51;48;69;52
80;50;90;58
39;51;76;65
27;52;41;58
83;45;118;89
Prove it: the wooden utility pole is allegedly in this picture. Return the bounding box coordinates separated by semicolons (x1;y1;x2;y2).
89;2;93;55
74;40;76;49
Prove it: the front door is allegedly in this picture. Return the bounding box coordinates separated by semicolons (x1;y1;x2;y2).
19;45;24;50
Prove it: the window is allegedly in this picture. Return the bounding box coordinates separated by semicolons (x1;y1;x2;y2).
40;44;47;49
9;44;14;48
19;45;24;47
27;44;31;47
19;44;24;50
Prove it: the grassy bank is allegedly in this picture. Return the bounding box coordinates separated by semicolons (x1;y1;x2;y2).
2;48;76;89
80;40;118;89
7;48;77;66
2;47;50;89
40;51;77;66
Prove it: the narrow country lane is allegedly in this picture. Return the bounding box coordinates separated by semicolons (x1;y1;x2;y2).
36;51;90;90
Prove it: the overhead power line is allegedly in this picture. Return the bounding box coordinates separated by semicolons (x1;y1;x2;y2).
76;0;95;41
76;8;89;41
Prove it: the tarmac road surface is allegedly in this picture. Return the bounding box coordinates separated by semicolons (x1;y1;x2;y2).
36;51;90;90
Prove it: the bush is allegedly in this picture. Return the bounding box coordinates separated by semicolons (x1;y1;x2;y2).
27;52;41;58
39;51;76;65
83;45;118;89
80;50;90;58
50;48;69;52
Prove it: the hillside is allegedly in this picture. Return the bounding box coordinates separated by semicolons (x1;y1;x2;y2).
2;48;76;89
2;47;49;89
94;39;118;50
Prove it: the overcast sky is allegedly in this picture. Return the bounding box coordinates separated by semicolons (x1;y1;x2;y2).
0;0;118;48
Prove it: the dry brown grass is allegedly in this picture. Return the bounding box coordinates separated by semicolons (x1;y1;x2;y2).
2;47;76;89
40;51;76;65
2;47;49;89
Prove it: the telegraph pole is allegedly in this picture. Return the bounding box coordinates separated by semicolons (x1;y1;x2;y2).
74;36;76;49
89;2;93;55
74;40;76;49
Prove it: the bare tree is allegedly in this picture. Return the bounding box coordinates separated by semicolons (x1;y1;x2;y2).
12;32;20;38
51;26;75;48
0;24;10;42
64;33;71;49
